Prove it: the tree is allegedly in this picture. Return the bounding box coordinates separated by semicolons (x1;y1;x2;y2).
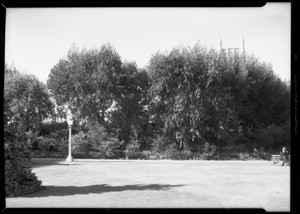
146;42;290;153
234;57;291;135
5;126;44;196
4;64;49;196
107;62;151;145
147;43;237;150
48;44;152;147
4;64;54;134
47;44;123;125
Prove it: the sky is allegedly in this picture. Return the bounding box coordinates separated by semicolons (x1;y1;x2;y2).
5;3;291;83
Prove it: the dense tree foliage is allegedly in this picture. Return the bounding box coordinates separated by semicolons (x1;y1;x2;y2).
4;126;44;196
6;42;290;198
147;45;240;150
107;63;151;146
5;42;290;167
4;64;52;196
4;64;54;133
45;42;290;159
47;44;151;146
147;43;290;153
47;44;123;125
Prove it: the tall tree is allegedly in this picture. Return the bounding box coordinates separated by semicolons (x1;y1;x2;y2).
107;62;151;144
47;44;152;146
4;64;50;196
147;44;235;149
4;64;54;133
236;57;290;133
146;42;290;151
47;44;122;125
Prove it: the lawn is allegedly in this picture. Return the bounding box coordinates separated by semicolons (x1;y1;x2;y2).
6;158;290;211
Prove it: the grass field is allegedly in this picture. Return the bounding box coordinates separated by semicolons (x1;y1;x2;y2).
6;158;290;211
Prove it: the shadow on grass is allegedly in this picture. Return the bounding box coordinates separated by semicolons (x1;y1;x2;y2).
31;158;64;167
31;158;85;168
18;184;184;198
76;160;135;163
31;158;138;168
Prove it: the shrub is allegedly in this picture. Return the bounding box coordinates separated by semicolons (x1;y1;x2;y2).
127;151;147;159
199;142;217;160
88;151;106;159
5;128;44;196
142;151;152;159
29;136;67;158
125;138;146;159
98;139;125;159
151;135;169;153
251;123;290;152
230;133;253;152
163;143;180;159
214;152;239;160
72;150;87;159
238;152;252;160
178;149;193;160
155;152;168;160
252;150;272;160
37;137;58;152
126;138;140;152
38;121;68;137
73;141;93;158
71;124;125;159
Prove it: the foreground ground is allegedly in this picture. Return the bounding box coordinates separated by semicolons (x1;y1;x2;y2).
6;158;290;211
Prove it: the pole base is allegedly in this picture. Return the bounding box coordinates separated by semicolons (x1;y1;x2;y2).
66;155;74;162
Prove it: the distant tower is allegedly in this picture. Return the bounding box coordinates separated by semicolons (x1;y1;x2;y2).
219;36;245;57
220;35;227;55
219;35;223;50
242;35;245;56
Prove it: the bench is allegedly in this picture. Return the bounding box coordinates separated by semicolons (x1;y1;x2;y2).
272;155;290;165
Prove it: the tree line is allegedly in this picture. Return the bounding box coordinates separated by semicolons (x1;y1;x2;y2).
4;42;290;195
5;42;290;160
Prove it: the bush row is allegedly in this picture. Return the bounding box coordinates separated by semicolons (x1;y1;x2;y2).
30;121;287;161
29;124;276;161
30;143;272;161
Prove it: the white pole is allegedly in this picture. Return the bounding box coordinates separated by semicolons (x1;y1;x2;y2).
66;125;73;162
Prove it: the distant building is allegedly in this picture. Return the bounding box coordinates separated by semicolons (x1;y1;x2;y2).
219;35;246;57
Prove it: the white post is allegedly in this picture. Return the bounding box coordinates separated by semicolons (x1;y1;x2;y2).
66;125;73;162
65;106;74;162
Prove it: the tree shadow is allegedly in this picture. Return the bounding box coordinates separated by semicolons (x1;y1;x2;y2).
76;160;135;163
31;158;138;168
31;158;83;168
33;163;82;168
31;158;64;167
17;184;184;198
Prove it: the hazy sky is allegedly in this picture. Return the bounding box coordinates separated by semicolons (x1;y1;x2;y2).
5;3;291;83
